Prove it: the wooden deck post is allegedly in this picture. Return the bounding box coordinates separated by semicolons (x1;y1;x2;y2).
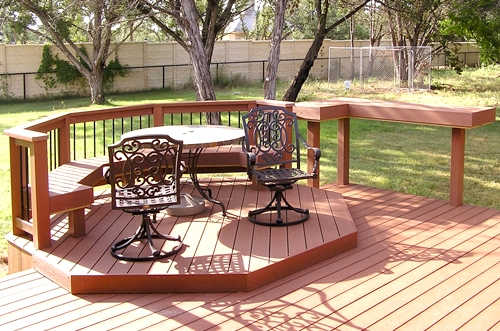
9;138;24;237
337;118;350;185
30;138;51;248
58;117;72;165
307;121;321;188
153;105;164;126
450;127;466;206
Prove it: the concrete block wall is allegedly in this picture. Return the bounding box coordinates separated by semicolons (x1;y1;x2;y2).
0;40;479;99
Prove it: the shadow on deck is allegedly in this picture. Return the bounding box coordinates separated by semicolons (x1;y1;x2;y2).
9;177;357;294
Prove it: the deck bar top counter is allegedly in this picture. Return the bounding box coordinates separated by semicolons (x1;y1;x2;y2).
294;98;497;205
294;98;496;128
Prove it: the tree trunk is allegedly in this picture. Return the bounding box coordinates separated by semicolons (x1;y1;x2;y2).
264;0;287;100
283;0;369;102
350;16;355;80
89;68;105;104
181;0;221;125
283;35;325;102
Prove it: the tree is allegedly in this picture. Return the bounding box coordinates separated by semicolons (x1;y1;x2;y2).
380;0;450;81
283;0;370;102
264;0;288;100
3;0;137;104
382;0;449;48
137;0;249;124
443;0;500;64
179;0;220;125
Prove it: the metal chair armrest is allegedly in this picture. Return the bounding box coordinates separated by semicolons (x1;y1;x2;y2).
298;134;321;173
242;141;257;177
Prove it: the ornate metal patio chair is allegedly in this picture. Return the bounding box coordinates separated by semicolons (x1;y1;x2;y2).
242;106;321;226
107;134;184;261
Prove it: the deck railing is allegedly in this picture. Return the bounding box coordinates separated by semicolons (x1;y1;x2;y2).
4;99;294;249
6;97;495;251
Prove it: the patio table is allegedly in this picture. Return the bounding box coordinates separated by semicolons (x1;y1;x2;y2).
121;125;245;216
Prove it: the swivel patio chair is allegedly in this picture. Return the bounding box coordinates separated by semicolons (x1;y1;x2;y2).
107;134;184;261
242;106;321;226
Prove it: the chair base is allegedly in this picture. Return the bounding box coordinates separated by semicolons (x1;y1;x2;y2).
248;188;309;227
166;193;205;216
111;213;183;261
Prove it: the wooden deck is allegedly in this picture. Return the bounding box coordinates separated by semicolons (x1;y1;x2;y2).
7;177;357;294
2;180;500;330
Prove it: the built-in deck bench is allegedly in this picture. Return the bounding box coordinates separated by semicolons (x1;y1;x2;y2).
46;156;109;237
5;100;295;250
46;146;247;238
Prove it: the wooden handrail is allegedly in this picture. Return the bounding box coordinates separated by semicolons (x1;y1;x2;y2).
7;97;491;249
3;100;291;249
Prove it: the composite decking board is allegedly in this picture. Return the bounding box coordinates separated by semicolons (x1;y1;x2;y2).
362;214;500;331
383;239;500;331
185;242;360;329
47;294;172;331
355;196;446;237
213;178;246;275
340;209;500;330
13;293;143;331
434;285;500;331
249;186;273;270
80;294;206;331
135;196;352;324
241;207;497;330
336;208;496;324
354;202;454;246
427;278;500;331
354;194;430;233
152;182;199;275
230;182;257;273
456;293;500;331
70;208;128;274
348;190;414;220
191;177;228;274
0;268;43;292
213;202;458;331
76;208;133;274
299;185;325;250
170;200;432;327
54;201;484;330
0;290;108;330
135;291;240;330
3;184;500;330
326;191;356;237
0;273;54;302
43;193;112;260
467;306;500;331
310;189;334;242
177;192;219;275
79;293;198;331
1;286;68;317
11;178;354;293
83;202;134;275
277;184;305;259
269;224;289;262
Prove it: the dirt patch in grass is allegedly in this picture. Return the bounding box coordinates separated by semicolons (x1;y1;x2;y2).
0;255;8;277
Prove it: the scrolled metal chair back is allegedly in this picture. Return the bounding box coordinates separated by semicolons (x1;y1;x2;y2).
242;106;300;169
108;135;183;212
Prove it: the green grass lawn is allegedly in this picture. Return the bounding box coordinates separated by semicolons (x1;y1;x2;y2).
1;66;500;276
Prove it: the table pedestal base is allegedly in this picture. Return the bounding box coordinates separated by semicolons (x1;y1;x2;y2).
167;193;205;216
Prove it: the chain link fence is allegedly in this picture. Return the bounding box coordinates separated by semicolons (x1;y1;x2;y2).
328;46;432;92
